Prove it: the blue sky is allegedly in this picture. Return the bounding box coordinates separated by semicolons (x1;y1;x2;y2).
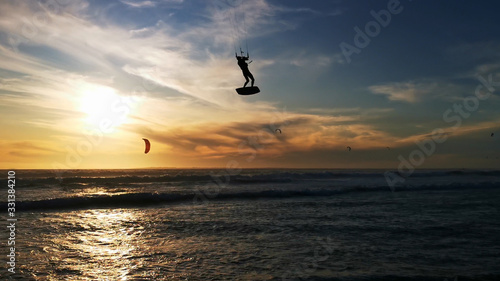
1;0;500;169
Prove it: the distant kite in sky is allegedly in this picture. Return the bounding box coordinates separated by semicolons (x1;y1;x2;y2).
143;138;151;154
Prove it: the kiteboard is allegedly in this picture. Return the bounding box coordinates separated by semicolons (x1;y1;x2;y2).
236;86;260;95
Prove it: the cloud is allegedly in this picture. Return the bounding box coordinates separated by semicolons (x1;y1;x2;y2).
270;3;344;18
369;81;438;103
446;41;500;81
289;53;344;67
120;0;157;8
386;119;500;151
201;0;334;50
306;107;393;123
0;140;59;160
271;5;322;16
447;41;500;63
126;108;401;162
120;0;183;8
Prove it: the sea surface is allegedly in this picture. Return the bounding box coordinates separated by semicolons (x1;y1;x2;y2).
1;169;499;280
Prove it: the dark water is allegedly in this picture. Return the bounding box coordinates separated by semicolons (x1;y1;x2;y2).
1;169;499;280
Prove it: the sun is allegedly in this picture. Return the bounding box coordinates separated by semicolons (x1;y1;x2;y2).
79;85;130;131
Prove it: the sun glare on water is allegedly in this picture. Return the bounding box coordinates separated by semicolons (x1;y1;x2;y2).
79;85;131;130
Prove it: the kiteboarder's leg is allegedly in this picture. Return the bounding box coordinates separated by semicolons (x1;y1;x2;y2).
243;74;249;87
247;72;255;87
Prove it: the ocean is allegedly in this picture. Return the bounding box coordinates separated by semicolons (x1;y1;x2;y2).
1;169;499;280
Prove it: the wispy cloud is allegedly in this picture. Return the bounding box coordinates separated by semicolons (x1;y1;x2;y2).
395;120;500;147
0;1;236;109
271;3;343;17
120;0;157;8
0;140;60;162
127;109;401;162
120;0;183;8
369;81;438;103
289;53;344;67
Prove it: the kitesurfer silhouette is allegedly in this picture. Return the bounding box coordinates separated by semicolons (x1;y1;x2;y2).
236;52;255;88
